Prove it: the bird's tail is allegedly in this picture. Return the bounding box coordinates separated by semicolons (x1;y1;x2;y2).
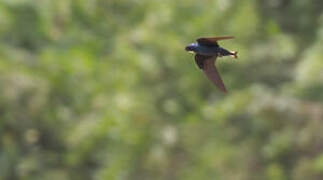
230;51;238;59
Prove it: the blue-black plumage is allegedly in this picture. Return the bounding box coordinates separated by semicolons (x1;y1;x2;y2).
185;42;237;58
184;36;238;92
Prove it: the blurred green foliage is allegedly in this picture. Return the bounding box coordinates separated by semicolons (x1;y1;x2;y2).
0;0;323;179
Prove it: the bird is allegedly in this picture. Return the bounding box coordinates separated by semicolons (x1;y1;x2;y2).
185;36;238;92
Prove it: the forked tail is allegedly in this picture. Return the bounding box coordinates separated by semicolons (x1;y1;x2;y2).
230;51;238;59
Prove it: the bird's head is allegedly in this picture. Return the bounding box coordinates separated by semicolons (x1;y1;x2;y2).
185;43;198;54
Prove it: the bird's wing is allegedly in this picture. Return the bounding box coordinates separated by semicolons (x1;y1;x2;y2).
196;36;234;47
195;54;212;69
195;55;227;92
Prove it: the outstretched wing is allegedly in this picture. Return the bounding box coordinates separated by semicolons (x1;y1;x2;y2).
195;54;211;69
196;36;234;47
195;55;227;92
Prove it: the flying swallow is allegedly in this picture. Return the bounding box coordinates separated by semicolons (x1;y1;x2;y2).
185;36;238;92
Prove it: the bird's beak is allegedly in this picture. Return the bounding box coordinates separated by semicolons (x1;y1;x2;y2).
185;46;195;54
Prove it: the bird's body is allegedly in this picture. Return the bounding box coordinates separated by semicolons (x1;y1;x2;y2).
185;36;238;92
186;43;236;57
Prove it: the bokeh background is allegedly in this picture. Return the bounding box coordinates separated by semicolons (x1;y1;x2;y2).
1;0;323;179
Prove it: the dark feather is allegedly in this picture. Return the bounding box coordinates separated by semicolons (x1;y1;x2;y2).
202;57;227;93
195;54;212;69
196;36;234;47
